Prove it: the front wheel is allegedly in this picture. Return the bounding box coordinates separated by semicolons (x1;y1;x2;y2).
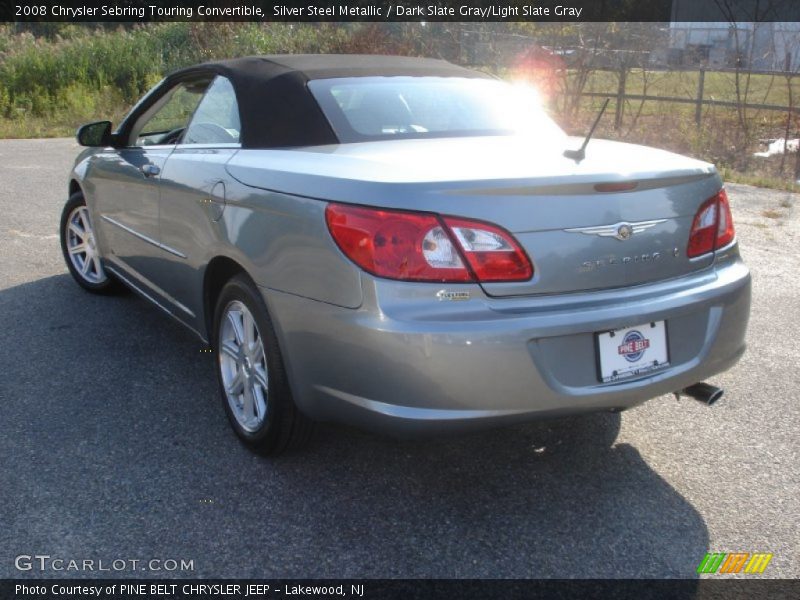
60;192;120;294
213;274;314;455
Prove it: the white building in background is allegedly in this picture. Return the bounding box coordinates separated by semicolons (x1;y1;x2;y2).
668;22;800;71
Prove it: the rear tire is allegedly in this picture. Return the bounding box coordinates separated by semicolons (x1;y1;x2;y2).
60;192;121;294
213;274;314;455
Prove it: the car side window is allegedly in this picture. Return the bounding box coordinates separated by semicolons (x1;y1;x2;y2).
131;79;211;146
182;76;241;146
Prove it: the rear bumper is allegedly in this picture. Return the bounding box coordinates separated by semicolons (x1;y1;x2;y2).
262;255;751;436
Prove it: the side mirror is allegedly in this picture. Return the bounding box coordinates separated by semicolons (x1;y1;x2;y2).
76;121;114;147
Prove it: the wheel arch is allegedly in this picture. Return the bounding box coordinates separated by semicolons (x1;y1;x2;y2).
68;179;82;197
202;256;250;342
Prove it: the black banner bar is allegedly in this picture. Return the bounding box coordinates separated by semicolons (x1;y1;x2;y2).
4;0;800;23
3;579;800;600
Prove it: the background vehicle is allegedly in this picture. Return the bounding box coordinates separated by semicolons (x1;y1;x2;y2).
61;55;751;454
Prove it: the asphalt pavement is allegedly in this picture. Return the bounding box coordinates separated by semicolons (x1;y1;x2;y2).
0;138;797;579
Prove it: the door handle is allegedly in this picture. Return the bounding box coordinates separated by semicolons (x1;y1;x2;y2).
141;164;160;177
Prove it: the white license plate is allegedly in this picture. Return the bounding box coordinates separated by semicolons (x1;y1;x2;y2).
596;321;669;383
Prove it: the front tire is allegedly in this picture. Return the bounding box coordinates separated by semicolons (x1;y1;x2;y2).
60;192;120;294
213;274;314;455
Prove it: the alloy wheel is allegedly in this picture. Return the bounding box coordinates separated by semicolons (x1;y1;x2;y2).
65;205;107;284
218;300;269;432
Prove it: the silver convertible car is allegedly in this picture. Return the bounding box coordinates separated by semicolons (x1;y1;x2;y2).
62;55;750;454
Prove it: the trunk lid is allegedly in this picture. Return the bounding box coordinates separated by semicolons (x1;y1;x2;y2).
226;136;722;296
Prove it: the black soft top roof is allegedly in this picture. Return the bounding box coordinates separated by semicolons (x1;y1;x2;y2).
165;54;490;148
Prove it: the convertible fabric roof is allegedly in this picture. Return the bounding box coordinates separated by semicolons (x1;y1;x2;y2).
164;54;491;149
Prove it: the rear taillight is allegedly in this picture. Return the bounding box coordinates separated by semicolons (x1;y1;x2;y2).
442;217;533;282
716;189;735;248
325;203;533;283
687;189;735;258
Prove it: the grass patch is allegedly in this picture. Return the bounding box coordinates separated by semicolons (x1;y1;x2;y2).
581;68;800;108
719;167;800;193
0;23;351;137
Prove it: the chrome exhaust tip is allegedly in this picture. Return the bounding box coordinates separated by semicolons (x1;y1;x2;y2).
680;382;724;406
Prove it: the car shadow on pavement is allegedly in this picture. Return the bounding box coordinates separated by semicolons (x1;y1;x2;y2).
301;419;706;579
1;275;706;581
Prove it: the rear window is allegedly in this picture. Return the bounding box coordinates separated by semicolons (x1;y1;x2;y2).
308;76;565;143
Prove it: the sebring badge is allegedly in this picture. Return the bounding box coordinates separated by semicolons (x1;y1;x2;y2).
565;219;666;241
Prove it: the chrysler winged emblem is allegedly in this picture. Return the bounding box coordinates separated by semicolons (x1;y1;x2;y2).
565;219;666;241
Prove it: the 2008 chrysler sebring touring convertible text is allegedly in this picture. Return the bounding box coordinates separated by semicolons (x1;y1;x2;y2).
61;55;751;454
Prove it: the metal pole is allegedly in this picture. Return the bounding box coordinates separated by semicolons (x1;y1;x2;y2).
695;68;706;125
615;68;626;131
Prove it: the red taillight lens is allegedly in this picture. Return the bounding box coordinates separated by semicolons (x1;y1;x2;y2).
442;217;534;282
325;203;533;283
716;189;735;248
687;196;718;257
325;204;471;282
687;189;735;258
